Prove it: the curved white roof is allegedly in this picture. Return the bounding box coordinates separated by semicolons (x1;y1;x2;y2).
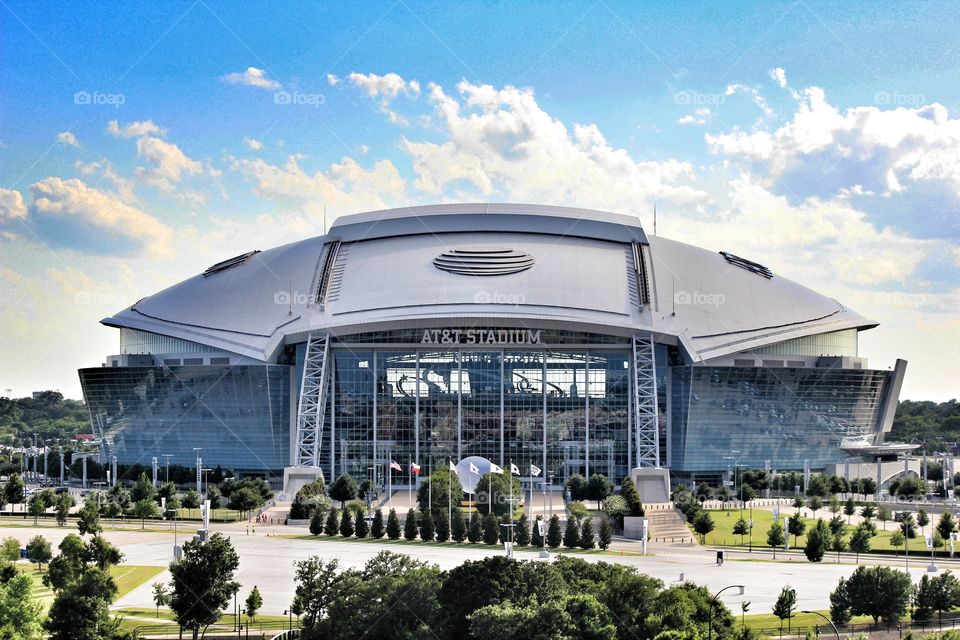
102;203;877;362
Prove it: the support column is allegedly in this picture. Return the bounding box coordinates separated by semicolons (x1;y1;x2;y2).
632;334;659;468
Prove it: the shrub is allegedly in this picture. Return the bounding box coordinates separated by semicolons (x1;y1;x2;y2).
419;510;436;542
579;518;595;549
386;509;401;540
403;509;419;541
563;517;580;549
451;509;467;543
598;518;613;550
323;507;339;536
467;512;482;543
482;513;499;545
354;510;369;538
371;509;385;539
339;509;355;538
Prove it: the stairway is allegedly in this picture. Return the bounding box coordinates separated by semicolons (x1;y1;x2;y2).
647;508;696;545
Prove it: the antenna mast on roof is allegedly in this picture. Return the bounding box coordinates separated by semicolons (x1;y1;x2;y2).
653;202;657;237
288;275;293;316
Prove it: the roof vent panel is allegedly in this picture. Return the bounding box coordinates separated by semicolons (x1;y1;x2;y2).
433;247;534;276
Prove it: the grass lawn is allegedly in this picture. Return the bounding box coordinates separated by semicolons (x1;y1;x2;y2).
742;610;874;632
17;563;164;605
279;532;607;554
114;607;297;634
692;508;945;555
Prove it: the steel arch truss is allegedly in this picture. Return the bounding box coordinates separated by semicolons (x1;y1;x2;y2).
294;332;331;467
632;333;660;468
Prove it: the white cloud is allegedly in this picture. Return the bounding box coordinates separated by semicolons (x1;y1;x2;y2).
678;107;711;126
347;72;421;124
0;188;28;223
220;67;281;90
75;159;136;202
106;120;167;138
134;136;203;191
769;67;788;88
27;177;173;257
57;131;80;148
326;74;340;86
243;137;264;151
724;83;774;117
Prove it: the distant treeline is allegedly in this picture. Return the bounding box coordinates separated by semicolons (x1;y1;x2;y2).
890;399;960;451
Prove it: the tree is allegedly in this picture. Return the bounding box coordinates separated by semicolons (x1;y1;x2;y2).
386;508;402;540
620;477;644;516
44;567;126;640
693;511;716;544
562;516;580;549
767;521;785;558
787;512;806;547
546;514;562;548
891;530;906;554
152;582;169;618
482;513;499;545
914;574;937;621
514;513;530;546
899;511;918;539
831;530;847;562
695;482;714;503
55;492;73;526
168;533;240;640
878;505;892;529
807;496;823;519
338;507;354;537
404;509;419;541
598;518;613;550
792;496;804;513
419;509;435;541
292;557;345;629
860;477;878;497
843;497;856;523
181;489;200;510
227;487;262;519
837;565;913;624
565;474;588;501
586;474;613;509
3;474;24;512
416;467;464;514
732;516;749;545
849;523;872;562
323;506;339;536
580;517;595;549
467;512;482;543
829;576;852;626
938;512;958;542
87;535;123;570
804;519;831;562
1;537;20;562
26;535;52;572
245;585;263;622
451;509;466;543
477;472;523;517
371;508;385;539
206;486;223;510
0;573;43;640
435;510;450;542
131;498;160;528
130;472;156;504
918;508;930;534
929;571;960;622
309;509;323;535
772;585;796;633
329;474;358;508
77;496;102;536
828;514;846;537
354;509;370;538
43;534;87;592
860;503;876;520
28;492;47;525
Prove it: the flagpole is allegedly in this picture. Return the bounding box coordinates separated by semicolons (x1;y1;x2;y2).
448;459;452;533
509;459;514;545
388;463;392;511
428;457;432;512
409;458;413;510
528;459;533;519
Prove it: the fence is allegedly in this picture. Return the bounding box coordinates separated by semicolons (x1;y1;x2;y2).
757;615;960;638
133;618;300;638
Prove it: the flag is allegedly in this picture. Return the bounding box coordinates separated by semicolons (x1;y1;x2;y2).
510;463;520;475
489;463;504;474
530;464;542;477
449;460;459;475
411;462;421;475
390;460;402;471
469;462;480;475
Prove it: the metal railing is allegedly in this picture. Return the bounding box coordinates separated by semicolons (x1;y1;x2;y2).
757;615;960;638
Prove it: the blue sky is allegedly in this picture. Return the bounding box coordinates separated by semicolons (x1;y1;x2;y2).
1;0;958;400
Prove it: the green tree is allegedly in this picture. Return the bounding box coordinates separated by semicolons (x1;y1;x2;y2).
206;486;223;510
292;557;344;629
878;504;892;529
565;474;588;501
168;533;240;640
131;498;160;528
152;581;169;618
929;571;960;622
44;567;127;640
130;472;156;504
579;517;595;549
767;521;785;559
939;512;958;541
829;576;852;626
831;530;847;561
1;537;20;562
245;585;263;622
828;514;846;537
87;535;123;571
598;518;613;550
227;487;262;519
55;492;73;526
849;523;872;562
514;513;530;546
435;510;450;542
309;509;323;535
918;509;931;534
807;496;823;518
860;503;876;520
329;474;358;508
620;476;644;516
546;514;562;548
891;530;906;555
787;512;806;546
732;516;749;544
467;512;482;543
586;474;613;509
26;535;52;571
323;506;339;536
371;508;386;539
419;509;435;541
3;474;25;512
339;508;355;538
482;512;499;545
451;509;466;542
804;519;831;562
562;516;580;549
181;489;200;511
772;585;797;633
0;573;44;640
838;565;912;624
354;509;369;538
843;497;856;523
416;467;464;514
695;482;714;503
385;509;400;540
28;492;47;525
77;495;102;536
477;472;522;517
43;534;87;592
693;511;716;544
900;512;918;539
403;509;418;541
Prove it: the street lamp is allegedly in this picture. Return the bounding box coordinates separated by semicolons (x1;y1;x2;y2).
801;610;840;640
709;584;745;640
283;608;292;632
162;454;173;482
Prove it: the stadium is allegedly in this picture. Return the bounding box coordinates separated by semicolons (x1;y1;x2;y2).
78;204;908;500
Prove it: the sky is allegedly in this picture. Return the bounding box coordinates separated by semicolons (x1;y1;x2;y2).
1;0;958;401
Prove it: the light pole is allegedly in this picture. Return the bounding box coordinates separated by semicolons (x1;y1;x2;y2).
709;584;745;640
801;610;840;640
283;608;292;632
163;454;173;482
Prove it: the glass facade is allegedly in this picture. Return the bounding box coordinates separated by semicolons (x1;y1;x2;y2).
78;365;291;473
669;365;889;475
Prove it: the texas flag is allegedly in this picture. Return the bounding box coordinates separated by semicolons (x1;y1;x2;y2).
390;460;402;472
410;462;421;475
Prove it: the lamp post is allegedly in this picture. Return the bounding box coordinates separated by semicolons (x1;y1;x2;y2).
283;608;292;632
709;584;745;640
801;610;840;640
163;454;173;482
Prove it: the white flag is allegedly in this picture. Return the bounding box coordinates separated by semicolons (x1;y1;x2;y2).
449;460;459;475
510;463;520;475
469;462;480;475
927;536;934;550
530;464;542;477
489;463;504;475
